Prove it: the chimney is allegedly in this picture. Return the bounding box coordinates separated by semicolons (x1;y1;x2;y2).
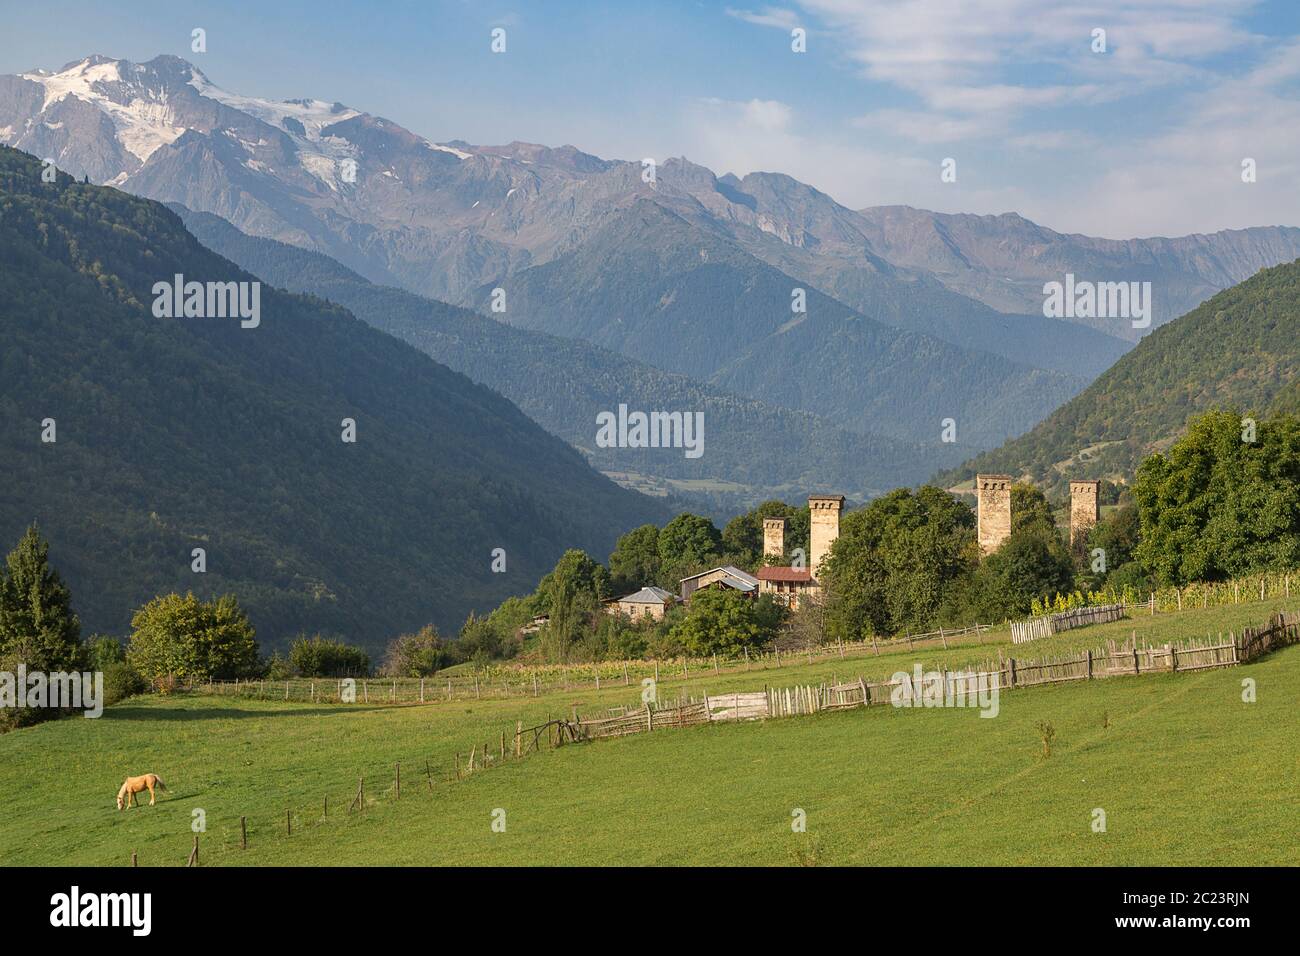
763;517;786;559
976;474;1013;555
808;495;845;580
1069;479;1100;546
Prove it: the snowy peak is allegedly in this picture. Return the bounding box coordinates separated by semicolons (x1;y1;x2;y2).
186;65;360;139
1;53;474;191
13;55;188;165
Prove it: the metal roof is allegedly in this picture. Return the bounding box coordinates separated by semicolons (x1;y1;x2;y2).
756;566;814;582
615;586;675;604
678;565;760;587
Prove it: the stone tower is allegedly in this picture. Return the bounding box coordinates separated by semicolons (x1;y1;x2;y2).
1070;479;1100;546
763;517;786;559
976;474;1013;555
808;495;845;579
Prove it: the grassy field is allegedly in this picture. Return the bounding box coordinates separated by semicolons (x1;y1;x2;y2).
1;597;1296;867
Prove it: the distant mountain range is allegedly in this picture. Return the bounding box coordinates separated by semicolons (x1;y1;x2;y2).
0;146;668;649
173;204;957;508
7;54;1300;501
936;256;1300;497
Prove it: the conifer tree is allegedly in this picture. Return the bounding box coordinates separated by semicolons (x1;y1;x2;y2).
0;523;82;670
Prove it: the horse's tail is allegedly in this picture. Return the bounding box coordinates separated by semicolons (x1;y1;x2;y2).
154;776;168;791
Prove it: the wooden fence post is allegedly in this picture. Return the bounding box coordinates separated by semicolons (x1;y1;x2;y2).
187;835;198;867
1085;649;1092;680
240;816;247;849
395;762;400;800
131;851;137;867
286;809;291;835
1007;658;1017;687
515;721;523;757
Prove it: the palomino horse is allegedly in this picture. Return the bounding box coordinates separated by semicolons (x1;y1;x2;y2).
116;774;168;809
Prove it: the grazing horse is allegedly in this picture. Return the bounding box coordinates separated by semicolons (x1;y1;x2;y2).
116;774;168;809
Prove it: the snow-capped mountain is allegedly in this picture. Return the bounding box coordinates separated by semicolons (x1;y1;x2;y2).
7;52;1300;460
5;53;1298;340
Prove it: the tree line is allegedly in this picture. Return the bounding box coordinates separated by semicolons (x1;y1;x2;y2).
5;407;1296;725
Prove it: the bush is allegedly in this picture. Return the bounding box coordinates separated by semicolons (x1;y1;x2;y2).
288;634;370;677
84;635;126;671
667;589;785;657
126;592;259;687
102;660;146;706
381;624;449;677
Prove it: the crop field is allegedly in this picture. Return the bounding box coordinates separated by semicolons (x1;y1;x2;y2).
1;597;1295;867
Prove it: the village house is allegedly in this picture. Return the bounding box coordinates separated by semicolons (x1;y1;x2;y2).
605;586;677;621
678;565;760;603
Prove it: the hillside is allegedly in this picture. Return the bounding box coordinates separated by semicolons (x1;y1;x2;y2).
172;206;963;507
487;200;1087;449
935;258;1300;494
0;146;668;648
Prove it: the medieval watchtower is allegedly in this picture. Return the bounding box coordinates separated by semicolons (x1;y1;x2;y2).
976;474;1013;555
1069;479;1101;547
763;517;786;559
808;495;845;580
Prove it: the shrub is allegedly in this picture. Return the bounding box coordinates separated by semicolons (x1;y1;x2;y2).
288;634;370;677
381;624;449;677
102;660;146;706
126;592;259;687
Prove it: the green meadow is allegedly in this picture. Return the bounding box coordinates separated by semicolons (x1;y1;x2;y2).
1;598;1296;867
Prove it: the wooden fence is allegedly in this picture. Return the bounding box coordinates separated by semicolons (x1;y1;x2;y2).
561;611;1300;741
1011;602;1129;644
194;626;994;706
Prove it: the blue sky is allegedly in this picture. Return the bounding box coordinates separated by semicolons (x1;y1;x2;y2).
3;0;1299;237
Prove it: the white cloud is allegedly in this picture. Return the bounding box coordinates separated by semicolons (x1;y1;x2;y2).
726;6;803;31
